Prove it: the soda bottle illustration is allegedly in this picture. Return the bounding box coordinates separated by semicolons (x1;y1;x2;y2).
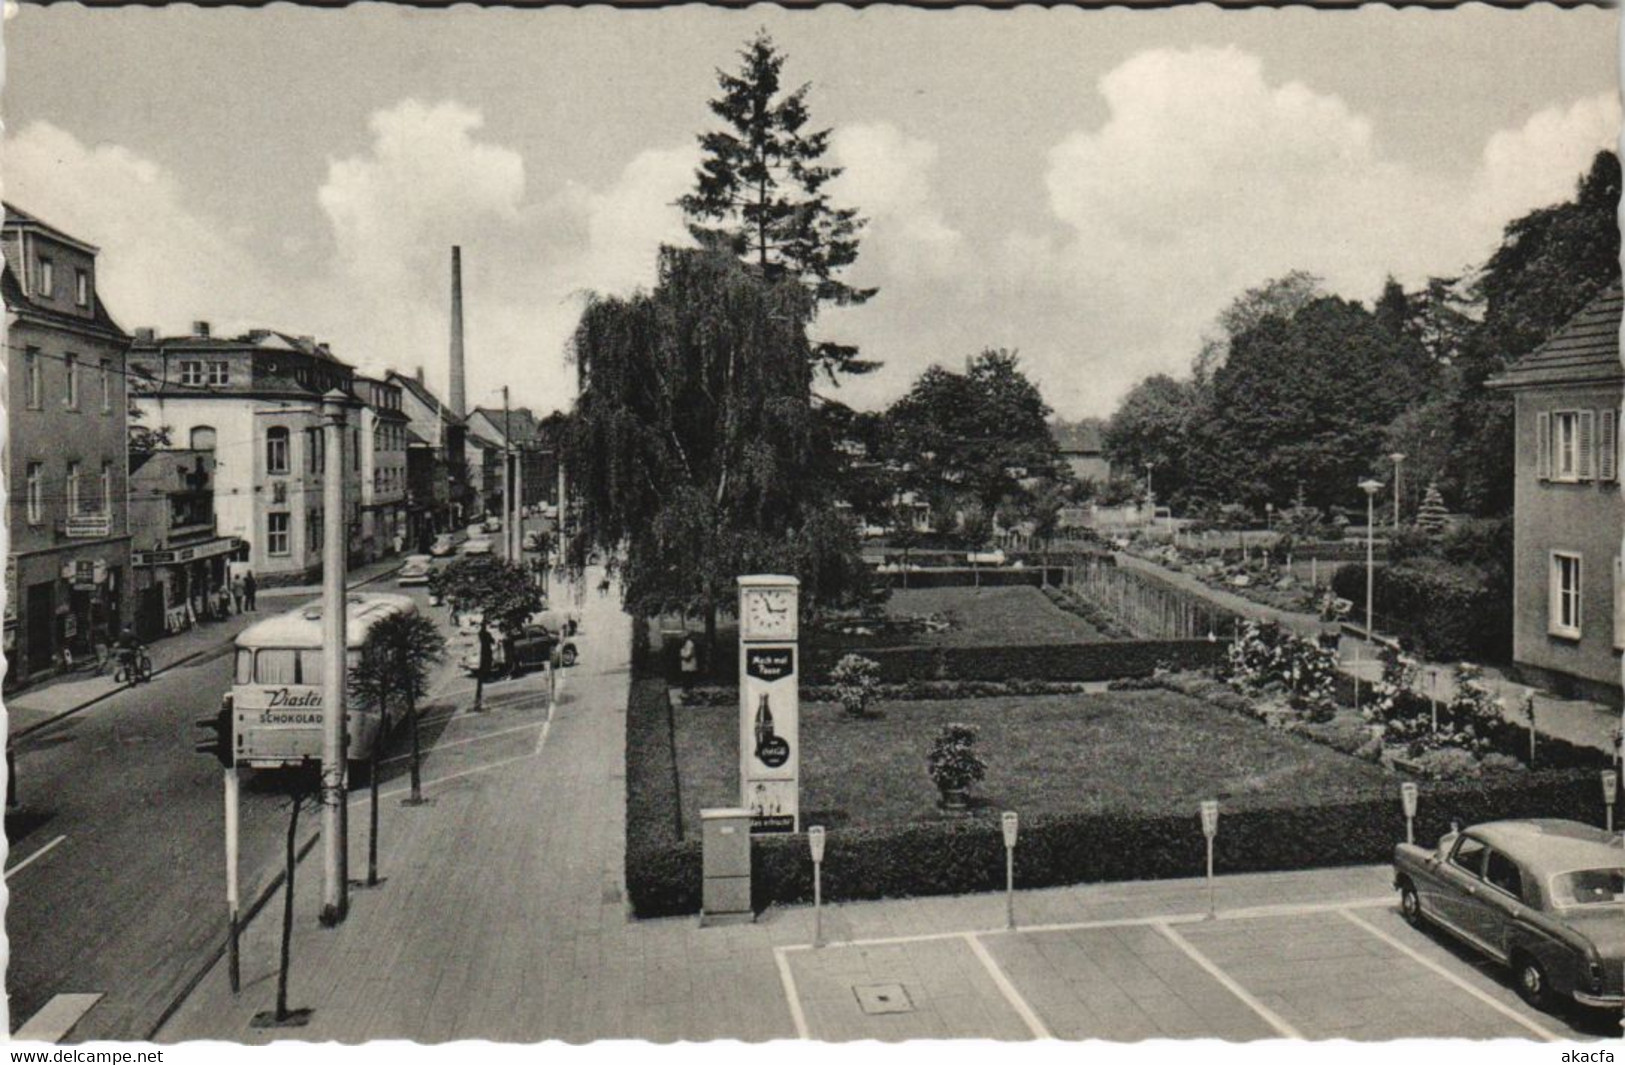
754;693;775;758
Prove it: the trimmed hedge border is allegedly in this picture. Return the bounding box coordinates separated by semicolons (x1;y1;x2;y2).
627;620;1614;918
876;566;1068;589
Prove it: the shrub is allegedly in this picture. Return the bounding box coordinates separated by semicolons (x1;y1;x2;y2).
1331;555;1510;662
1223;620;1337;718
1407;747;1483;780
926;723;987;794
828;653;883;718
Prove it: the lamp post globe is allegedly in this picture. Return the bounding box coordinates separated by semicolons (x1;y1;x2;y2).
1388;453;1407;530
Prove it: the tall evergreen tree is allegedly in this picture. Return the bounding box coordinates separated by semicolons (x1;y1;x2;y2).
679;30;878;381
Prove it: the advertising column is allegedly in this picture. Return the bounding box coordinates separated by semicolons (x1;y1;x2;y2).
738;575;799;834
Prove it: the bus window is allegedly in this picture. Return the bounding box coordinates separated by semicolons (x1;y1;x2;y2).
235;649;254;685
298;649;324;683
256;649;299;684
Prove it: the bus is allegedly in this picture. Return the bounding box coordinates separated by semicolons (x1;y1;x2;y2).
226;593;419;769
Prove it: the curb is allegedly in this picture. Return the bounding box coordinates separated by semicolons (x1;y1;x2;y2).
10;564;403;746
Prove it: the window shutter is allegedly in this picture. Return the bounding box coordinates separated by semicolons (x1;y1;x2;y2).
1578;410;1596;480
1615;556;1624;650
1536;411;1551;481
1601;409;1619;483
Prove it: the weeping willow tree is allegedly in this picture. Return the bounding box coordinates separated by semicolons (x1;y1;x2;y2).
567;246;868;652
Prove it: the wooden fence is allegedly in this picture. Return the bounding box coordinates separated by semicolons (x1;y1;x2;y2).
1069;555;1245;640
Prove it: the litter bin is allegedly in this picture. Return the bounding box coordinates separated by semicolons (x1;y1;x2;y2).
700;807;753;926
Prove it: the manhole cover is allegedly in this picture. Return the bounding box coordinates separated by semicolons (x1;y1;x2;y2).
853;983;914;1015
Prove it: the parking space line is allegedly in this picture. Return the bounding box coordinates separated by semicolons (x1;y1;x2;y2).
779;895;1395;954
1156;921;1303;1039
363;750;541;805
5;835;66;879
772;946;811;1039
964;932;1052;1038
1338;908;1562;1042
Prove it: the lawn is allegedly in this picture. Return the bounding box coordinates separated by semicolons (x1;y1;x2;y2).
670;688;1394;838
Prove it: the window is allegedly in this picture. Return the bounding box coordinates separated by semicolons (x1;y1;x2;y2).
24;348;42;409
353;428;361;470
266;427;290;474
267;512;291;556
100;359;112;413
308;507;324;553
1540;410;1595;483
75;269;90;307
101;462;113;516
1616;557;1623;652
66;461;82;515
1450;836;1486;876
1549;867;1625;908
1551;552;1582;639
1484;850;1525;902
190;426;217;450
26;463;43;525
37;257;53;297
178;360;226;387
64;354;79;409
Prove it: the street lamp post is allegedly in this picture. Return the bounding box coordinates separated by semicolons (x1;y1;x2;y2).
1359;479;1383;642
1389;453;1406;530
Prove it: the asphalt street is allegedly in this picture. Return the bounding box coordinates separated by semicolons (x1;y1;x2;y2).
5;520;555;1040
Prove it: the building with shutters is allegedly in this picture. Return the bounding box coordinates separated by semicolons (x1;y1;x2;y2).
3;204;134;687
1488;279;1623;705
128;324;364;587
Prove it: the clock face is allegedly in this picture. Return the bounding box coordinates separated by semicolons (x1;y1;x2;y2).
743;588;796;639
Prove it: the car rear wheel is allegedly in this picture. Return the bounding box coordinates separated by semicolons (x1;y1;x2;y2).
1514;954;1552;1011
560;646;577;667
1399;882;1424;928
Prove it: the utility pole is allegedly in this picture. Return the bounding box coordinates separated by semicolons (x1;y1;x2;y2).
319;390;350;927
503;387;516;561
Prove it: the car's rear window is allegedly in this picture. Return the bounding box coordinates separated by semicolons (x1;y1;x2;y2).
1549;867;1625;907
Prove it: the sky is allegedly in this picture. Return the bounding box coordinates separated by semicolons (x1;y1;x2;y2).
1;4;1618;421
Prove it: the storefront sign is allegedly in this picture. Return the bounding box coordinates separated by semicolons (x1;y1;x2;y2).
66;514;113;539
134;537;243;568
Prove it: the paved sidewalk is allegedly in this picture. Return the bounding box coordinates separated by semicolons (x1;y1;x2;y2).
155;571;1573;1044
6;557;404;740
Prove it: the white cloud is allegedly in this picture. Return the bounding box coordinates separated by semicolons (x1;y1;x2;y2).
1;121;274;333
831;123;966;283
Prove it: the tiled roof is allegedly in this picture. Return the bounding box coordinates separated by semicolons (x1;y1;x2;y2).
388;370;464;425
1489;279;1622;390
3;202;99;253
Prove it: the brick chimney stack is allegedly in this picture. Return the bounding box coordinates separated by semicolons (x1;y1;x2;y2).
449;246;465;418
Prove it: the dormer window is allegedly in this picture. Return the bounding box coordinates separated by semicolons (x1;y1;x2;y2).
75;269;90;307
37;257;54;298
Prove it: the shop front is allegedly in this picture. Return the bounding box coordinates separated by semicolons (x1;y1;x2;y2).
5;540;133;686
132;536;247;639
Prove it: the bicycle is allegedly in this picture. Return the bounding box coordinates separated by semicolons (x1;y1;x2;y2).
114;648;154;686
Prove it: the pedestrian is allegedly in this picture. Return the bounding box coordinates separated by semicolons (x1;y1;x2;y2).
477;626;495;678
230;574;245;614
244;571;257;611
217;585;232;620
597;577;610;598
678;634;699;691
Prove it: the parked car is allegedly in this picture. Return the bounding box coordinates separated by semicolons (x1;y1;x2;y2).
1393;818;1624;1011
429;534;458;558
397;554;435;586
457;623;577;675
460;537;494;556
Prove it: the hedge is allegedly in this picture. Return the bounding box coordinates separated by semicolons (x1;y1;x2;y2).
1331;557;1511;662
875;566;1068;589
631;762;1610;918
664;633;1230;686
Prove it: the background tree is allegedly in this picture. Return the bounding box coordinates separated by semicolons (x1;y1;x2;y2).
679;30;877;381
350;611;447;811
429;555;543;710
567;245;868;654
1101;374;1200;508
884;349;1059;514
